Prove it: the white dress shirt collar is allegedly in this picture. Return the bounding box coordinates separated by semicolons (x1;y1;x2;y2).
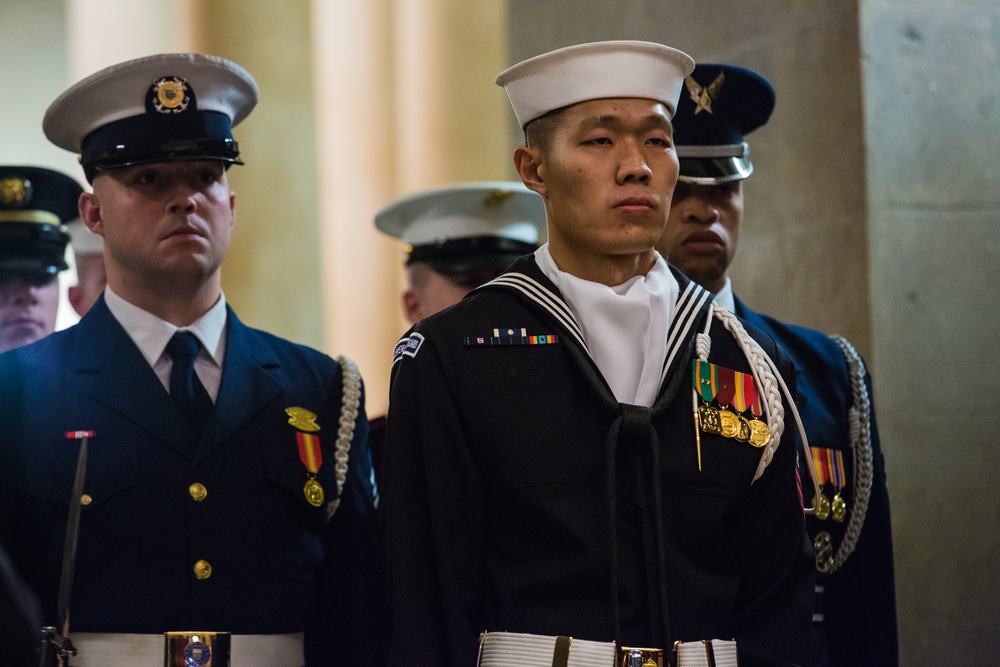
103;286;228;370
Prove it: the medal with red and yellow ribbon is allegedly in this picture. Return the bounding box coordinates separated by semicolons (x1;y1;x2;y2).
810;447;847;523
286;406;324;507
692;361;772;471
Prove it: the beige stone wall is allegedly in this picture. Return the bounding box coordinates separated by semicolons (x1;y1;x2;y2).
862;1;1000;662
192;0;326;352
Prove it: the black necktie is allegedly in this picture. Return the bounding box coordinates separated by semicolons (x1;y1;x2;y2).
167;331;213;439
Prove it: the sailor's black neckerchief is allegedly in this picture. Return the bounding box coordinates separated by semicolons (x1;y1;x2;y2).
476;256;715;651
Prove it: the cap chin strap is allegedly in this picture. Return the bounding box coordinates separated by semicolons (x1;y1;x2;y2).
0;210;61;225
676;141;748;159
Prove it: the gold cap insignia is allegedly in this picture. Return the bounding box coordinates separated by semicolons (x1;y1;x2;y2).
684;71;726;115
152;76;190;114
482;189;514;209
285;406;320;432
0;177;31;206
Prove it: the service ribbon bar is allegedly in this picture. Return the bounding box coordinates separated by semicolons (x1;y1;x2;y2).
693;360;718;403
811;446;830;487
297;431;323;474
464;330;560;346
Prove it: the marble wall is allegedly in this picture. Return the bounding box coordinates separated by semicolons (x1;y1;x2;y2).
862;1;1000;662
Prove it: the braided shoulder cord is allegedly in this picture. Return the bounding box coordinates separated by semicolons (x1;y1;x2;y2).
710;305;785;480
698;304;823;506
821;335;874;573
326;355;361;520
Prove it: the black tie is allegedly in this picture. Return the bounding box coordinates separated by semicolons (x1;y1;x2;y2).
167;331;213;439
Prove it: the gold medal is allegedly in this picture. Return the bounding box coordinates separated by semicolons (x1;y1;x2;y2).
813;492;831;521
735;415;751;442
831;493;847;523
813;531;834;571
286;406;321;432
303;477;325;507
747;419;770;448
718;408;741;439
698;404;722;434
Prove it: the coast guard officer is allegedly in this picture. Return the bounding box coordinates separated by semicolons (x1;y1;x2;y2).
384;41;813;667
0;166;80;353
658;63;897;666
0;53;386;666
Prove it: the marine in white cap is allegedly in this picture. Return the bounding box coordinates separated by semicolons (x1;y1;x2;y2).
383;41;813;667
0;53;387;667
64;218;107;317
0;165;80;353
375;181;545;323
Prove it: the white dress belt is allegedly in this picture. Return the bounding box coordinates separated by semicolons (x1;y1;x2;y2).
70;631;305;667
477;631;739;667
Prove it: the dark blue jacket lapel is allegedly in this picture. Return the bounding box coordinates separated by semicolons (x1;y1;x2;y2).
75;297;193;457
197;308;282;462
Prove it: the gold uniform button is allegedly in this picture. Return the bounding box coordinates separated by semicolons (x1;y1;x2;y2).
193;560;212;580
189;483;207;502
80;494;93;506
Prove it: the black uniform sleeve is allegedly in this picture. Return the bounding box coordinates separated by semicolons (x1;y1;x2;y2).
383;324;486;667
306;378;391;667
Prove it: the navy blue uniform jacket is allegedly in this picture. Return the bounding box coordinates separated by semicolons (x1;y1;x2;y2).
735;297;897;667
384;257;814;667
0;297;388;666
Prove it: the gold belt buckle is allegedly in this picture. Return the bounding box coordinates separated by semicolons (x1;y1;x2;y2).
617;645;663;667
164;631;231;667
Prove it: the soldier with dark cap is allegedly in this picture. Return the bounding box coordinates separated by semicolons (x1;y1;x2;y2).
0;53;386;666
0;166;81;353
658;63;898;666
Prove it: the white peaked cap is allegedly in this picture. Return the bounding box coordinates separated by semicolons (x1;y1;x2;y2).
44;53;257;154
65;219;104;255
495;40;695;129
375;181;545;247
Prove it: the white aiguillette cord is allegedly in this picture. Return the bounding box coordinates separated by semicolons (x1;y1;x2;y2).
694;302;822;510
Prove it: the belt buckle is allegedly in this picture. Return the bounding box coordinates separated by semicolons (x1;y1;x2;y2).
164;631;231;667
617;645;663;667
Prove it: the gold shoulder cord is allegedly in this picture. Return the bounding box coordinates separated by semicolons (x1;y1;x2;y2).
326;355;360;520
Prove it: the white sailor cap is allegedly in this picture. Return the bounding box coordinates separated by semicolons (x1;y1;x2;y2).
375;181;545;269
495;40;695;129
65;218;104;256
43;53;258;182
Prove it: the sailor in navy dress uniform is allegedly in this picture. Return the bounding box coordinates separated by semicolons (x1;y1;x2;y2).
658;63;897;666
383;42;814;667
0;53;386;667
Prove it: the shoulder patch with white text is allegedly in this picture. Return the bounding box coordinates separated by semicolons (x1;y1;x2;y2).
393;332;425;365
